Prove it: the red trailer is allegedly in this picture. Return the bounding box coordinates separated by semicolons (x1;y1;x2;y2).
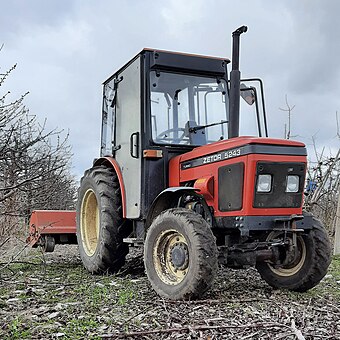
27;210;77;252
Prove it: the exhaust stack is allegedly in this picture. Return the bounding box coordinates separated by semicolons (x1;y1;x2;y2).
228;25;248;138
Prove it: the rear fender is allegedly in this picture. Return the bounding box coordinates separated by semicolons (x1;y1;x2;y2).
146;187;211;228
93;157;126;218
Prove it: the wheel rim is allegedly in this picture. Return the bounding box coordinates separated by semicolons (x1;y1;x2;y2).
153;229;189;285
80;189;99;256
267;232;306;277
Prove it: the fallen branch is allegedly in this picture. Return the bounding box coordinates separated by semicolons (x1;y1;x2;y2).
290;300;340;314
0;261;40;266
123;305;157;325
290;318;305;340
0;237;10;249
103;321;289;338
0;278;79;286
240;330;261;339
0;242;30;272
165;297;264;305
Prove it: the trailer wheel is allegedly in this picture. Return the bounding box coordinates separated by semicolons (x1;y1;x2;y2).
43;236;55;253
76;166;131;273
256;217;331;292
144;208;218;300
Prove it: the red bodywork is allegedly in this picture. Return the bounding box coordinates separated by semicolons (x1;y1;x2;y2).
169;136;307;217
27;210;76;247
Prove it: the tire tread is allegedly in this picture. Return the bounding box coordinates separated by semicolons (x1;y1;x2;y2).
144;208;218;299
77;165;131;274
256;216;332;292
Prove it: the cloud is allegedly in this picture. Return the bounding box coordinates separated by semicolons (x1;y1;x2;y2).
161;0;206;38
1;0;338;179
285;0;340;95
0;0;75;43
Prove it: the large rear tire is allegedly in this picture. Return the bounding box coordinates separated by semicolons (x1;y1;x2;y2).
76;166;131;273
256;217;331;292
144;208;218;300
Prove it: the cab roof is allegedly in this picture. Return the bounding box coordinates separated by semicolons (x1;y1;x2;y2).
104;48;230;84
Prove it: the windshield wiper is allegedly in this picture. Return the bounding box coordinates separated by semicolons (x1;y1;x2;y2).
189;120;228;133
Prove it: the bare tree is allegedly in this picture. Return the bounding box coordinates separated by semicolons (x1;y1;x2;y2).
279;95;296;139
0;61;76;238
278;94;340;248
304;139;340;239
279;96;340;240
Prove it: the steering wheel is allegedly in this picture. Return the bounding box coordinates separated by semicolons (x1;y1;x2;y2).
156;128;187;143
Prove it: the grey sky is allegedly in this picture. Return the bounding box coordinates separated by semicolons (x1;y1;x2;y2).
1;0;339;179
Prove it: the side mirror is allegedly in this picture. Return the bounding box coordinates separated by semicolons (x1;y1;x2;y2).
240;83;255;105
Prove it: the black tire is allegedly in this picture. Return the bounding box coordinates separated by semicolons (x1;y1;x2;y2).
76;166;131;273
256;217;331;292
144;208;218;300
43;236;55;253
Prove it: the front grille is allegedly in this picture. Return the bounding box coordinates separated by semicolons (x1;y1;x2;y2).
253;162;305;208
218;162;244;211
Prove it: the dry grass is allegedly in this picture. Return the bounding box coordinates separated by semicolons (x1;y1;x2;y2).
0;240;339;339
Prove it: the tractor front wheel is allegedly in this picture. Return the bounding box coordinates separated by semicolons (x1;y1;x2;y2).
76;166;131;273
256;217;331;292
144;208;218;300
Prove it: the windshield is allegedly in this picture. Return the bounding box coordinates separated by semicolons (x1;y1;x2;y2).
150;71;229;145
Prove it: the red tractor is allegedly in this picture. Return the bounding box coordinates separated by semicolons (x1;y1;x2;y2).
30;26;332;299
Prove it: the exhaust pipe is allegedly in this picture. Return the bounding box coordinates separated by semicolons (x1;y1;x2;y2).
228;25;248;139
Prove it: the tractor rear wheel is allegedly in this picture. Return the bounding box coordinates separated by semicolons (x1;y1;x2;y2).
76;166;131;273
256;217;331;292
144;208;218;300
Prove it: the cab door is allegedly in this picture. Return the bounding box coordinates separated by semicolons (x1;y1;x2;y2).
101;57;142;219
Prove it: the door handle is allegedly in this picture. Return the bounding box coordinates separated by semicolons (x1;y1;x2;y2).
130;132;139;158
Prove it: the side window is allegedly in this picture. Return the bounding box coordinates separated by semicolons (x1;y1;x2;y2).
101;78;115;156
151;92;172;138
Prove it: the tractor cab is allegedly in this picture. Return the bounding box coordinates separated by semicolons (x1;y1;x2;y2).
100;48;267;221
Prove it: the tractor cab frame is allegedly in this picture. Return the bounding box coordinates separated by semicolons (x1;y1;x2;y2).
99;48;268;229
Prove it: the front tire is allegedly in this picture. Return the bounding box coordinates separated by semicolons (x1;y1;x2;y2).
144;208;218;300
256;217;331;292
76;166;131;273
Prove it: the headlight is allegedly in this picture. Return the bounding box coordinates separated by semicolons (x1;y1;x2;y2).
257;174;272;192
286;175;299;193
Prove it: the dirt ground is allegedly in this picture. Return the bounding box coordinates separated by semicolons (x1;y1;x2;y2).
0;238;339;339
